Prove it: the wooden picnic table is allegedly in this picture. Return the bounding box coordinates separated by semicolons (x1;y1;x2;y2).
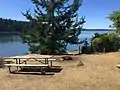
3;55;57;74
4;57;56;66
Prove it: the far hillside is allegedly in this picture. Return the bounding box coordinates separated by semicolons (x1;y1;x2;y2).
0;18;28;34
0;18;114;35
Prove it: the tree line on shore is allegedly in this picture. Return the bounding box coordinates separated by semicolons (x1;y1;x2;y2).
0;18;28;34
0;17;113;34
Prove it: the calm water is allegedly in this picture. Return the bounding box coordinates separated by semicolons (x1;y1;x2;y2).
0;30;114;57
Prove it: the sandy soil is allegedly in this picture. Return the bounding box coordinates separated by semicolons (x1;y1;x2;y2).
1;52;120;90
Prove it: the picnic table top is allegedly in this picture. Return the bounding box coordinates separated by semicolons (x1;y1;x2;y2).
5;64;49;67
3;54;54;59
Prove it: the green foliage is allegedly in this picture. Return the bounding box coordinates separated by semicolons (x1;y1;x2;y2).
0;18;28;34
108;10;120;34
82;45;93;54
92;37;104;52
81;39;93;54
22;0;85;54
91;33;120;52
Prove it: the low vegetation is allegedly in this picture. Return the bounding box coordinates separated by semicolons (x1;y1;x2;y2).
92;33;120;52
82;10;120;54
82;33;120;53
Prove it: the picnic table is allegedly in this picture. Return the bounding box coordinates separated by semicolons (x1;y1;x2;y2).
3;54;57;74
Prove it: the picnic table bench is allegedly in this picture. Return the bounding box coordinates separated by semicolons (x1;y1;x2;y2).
3;55;57;74
5;64;49;74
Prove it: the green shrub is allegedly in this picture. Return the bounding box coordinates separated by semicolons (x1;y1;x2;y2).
81;45;93;54
92;37;104;52
81;39;94;54
91;33;120;53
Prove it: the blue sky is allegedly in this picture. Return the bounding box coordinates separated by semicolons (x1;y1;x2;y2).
0;0;120;29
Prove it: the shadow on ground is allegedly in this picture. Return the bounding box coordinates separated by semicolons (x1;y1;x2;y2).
10;66;63;75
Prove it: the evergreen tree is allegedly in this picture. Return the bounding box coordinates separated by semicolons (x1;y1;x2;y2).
108;10;120;34
22;0;85;54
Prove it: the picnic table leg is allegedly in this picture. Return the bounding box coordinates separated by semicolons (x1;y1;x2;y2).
25;61;27;64
15;58;18;64
45;59;46;64
8;66;12;73
18;59;20;64
45;58;49;64
15;58;19;70
18;59;23;70
50;61;52;67
46;59;48;64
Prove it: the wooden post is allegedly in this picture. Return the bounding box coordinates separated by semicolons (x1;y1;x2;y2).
103;47;106;53
78;44;81;54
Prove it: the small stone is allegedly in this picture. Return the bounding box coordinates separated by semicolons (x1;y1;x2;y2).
77;61;84;66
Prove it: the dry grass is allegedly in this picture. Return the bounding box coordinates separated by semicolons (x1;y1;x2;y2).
1;52;120;90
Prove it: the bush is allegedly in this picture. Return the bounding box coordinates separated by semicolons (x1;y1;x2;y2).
91;33;120;53
81;39;94;54
81;46;93;54
92;37;104;52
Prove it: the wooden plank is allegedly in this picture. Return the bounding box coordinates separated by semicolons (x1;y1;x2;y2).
3;54;53;59
48;59;56;61
3;58;47;60
3;58;56;61
3;57;54;60
5;64;49;67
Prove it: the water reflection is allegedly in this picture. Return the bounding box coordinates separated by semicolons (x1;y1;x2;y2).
0;34;21;43
0;35;28;57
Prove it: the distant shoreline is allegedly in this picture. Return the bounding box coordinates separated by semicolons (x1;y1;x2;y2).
0;32;20;35
0;29;114;35
82;29;114;31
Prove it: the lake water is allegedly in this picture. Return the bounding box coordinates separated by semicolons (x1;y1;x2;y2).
0;30;114;57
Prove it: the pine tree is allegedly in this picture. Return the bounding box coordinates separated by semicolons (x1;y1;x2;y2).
108;10;120;34
22;0;85;54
